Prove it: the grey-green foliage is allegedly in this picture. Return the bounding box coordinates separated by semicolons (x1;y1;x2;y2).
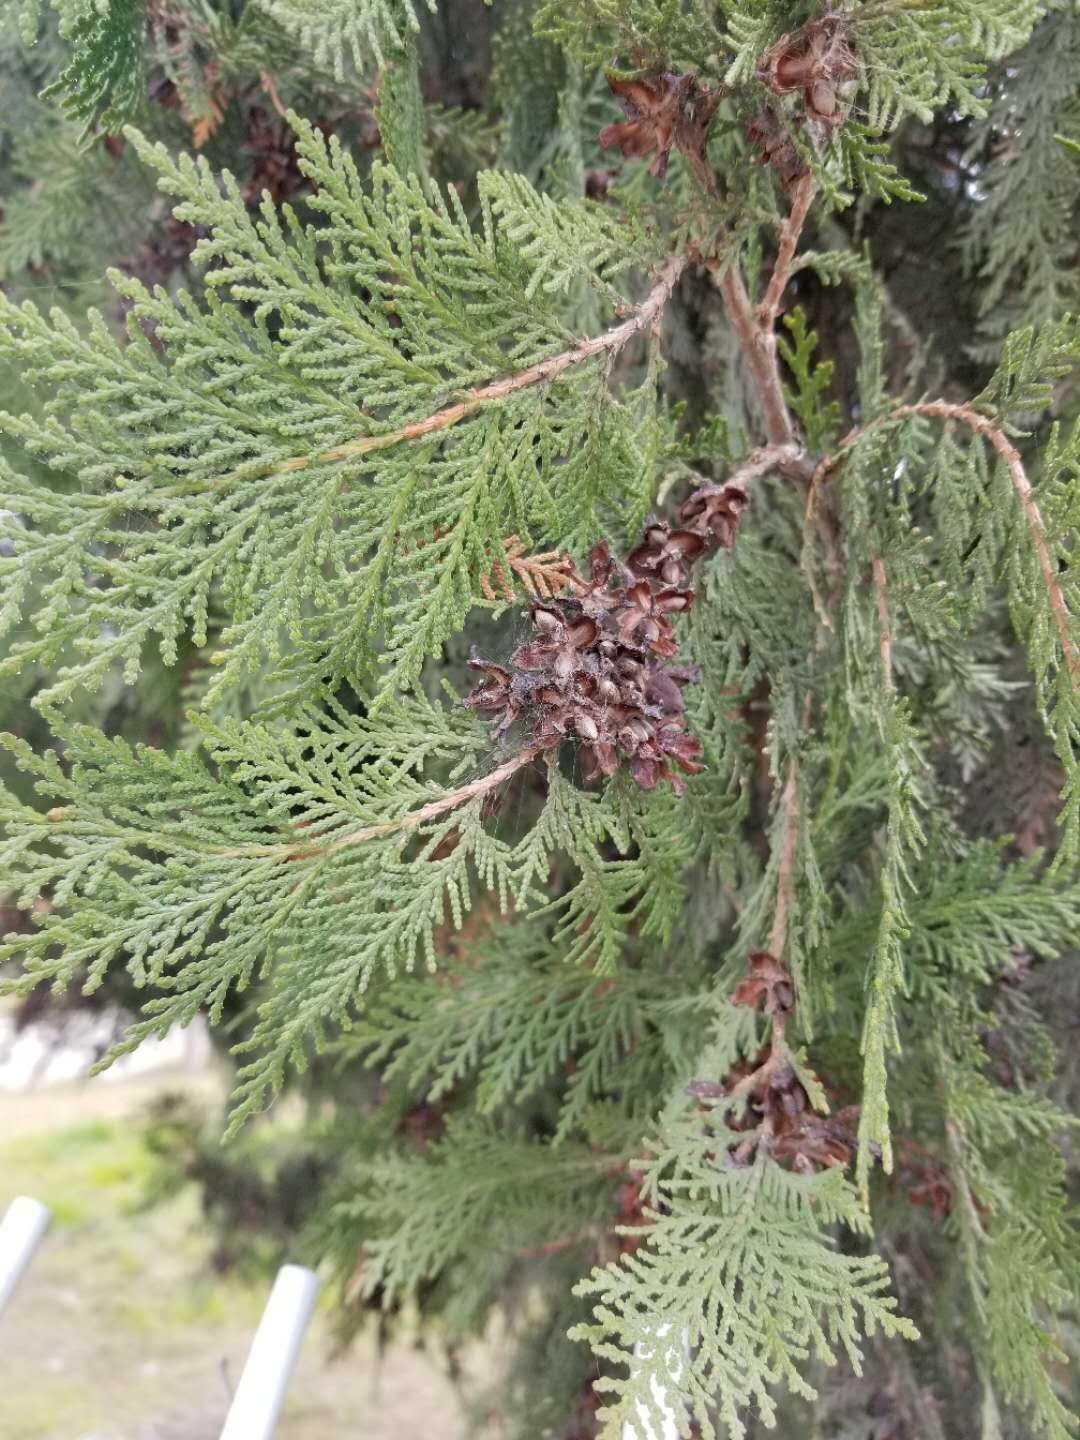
39;0;147;131
961;6;1080;347
571;1103;918;1440
335;1118;616;1305
0;692;710;1131
0;116;665;711
847;0;1045;131
252;0;435;74
1;3;1079;1439
0;102;156;281
832;318;1080;846
337;920;724;1140
939;1035;1078;1440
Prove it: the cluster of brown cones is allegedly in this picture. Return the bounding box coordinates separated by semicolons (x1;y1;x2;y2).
465;479;750;793
591;18;857;198
688;951;860;1174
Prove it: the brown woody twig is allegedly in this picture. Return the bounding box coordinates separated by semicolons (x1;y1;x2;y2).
261;252;690;484
757;172;817;328
707;174;817;476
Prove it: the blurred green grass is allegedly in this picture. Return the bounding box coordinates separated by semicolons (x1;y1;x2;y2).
0;1077;467;1440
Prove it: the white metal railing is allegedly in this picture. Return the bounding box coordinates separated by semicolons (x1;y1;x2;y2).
0;1194;321;1440
219;1262;322;1440
0;1195;51;1315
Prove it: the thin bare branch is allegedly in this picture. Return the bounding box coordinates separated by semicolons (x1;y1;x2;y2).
704;175;817;479
262;251;690;483
757;173;817;328
712;260;800;454
819;400;1080;693
768;758;801;963
727;443;807;488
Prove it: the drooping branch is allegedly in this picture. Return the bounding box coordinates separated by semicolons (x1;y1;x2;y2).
819;401;1080;693
265;251;691;482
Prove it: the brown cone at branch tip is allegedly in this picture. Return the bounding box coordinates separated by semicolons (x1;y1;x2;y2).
687;951;862;1175
464;479;751;794
769;1102;859;1174
598;72;723;181
758;18;857;133
730;949;795;1015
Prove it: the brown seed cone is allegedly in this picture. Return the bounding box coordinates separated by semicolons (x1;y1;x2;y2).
465;478;750;794
757;18;857;135
745;107;808;194
598;72;722;182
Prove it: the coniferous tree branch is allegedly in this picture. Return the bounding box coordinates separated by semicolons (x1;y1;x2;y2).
757;172;818;329
3;8;1079;1437
820;400;1080;694
260;247;692;486
215;742;548;858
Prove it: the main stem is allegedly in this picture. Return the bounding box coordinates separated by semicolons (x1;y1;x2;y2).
709;176;817;480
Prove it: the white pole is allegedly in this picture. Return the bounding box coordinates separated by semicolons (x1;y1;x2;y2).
0;1195;51;1315
219;1263;321;1440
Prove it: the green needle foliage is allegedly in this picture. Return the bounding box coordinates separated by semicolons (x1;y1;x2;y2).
1;4;1079;1439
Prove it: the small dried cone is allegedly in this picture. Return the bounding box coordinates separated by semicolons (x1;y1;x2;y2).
730;950;795;1015
466;535;706;795
745;107;807;194
905;1164;955;1222
678;480;750;549
771;1105;859;1173
757;18;856;133
465;469;750;795
599;71;722;181
626;523;706;587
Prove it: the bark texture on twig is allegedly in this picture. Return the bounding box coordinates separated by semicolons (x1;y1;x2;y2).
757;173;816;327
709;177;818;479
263;252;690;482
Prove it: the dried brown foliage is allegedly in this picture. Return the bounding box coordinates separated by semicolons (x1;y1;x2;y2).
598;72;723;180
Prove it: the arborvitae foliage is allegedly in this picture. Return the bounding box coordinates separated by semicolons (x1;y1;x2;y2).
2;5;1079;1439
